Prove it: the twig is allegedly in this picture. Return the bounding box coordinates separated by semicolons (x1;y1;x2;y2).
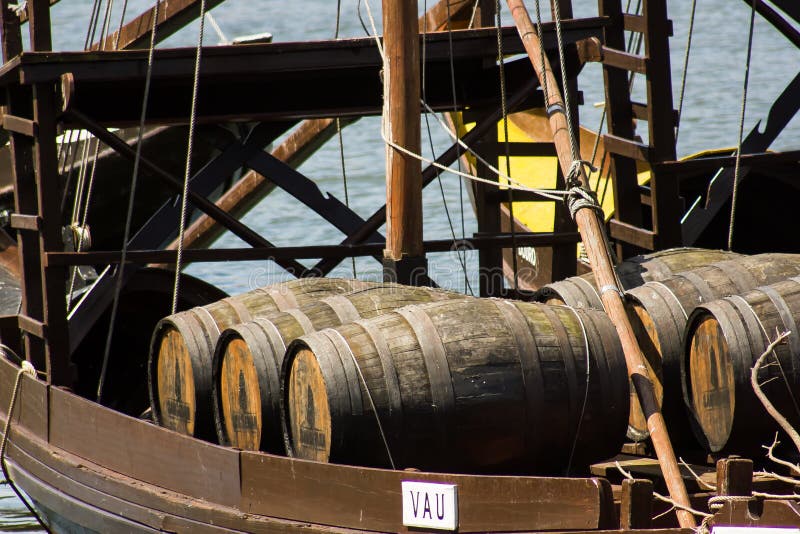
614;462;712;519
751;331;800;462
762;433;800;477
679;457;716;491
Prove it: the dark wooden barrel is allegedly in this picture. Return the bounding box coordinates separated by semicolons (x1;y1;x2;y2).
149;277;373;440
282;299;628;474
212;284;465;452
625;253;800;445
684;276;800;455
535;247;740;308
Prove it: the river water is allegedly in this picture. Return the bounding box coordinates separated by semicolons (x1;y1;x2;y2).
2;0;799;530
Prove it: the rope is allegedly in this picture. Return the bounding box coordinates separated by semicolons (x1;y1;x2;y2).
728;0;757;250
333;0;356;278
172;0;207;315
97;0;161;403
421;0;472;295
674;0;697;144
0;360;50;533
113;0;129;50
328;330;396;469
564;306;592;475
698;495;753;534
363;0;570;201
496;0;519;290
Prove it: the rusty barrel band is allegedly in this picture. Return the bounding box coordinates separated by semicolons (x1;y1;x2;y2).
261;286;299;311
194;306;222;337
757;284;800;358
323;329;364;417
284;308;315;334
679;271;716;304
222;295;254;322
713;259;760;293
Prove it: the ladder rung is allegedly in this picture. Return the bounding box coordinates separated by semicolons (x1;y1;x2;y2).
630;101;679;124
10;214;41;231
2;114;38;137
602;133;652;162
18;314;46;339
609;219;657;250
601;46;648;74
623;14;673;36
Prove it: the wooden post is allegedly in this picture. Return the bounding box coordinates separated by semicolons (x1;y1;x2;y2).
621;479;654;529
382;0;427;285
506;0;696;528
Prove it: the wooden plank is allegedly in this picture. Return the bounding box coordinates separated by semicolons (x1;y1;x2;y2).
1;399;357;533
0;355;47;438
600;46;648;74
9;213;40;230
602;133;652;162
623;14;672;36
654;150;800;175
93;0;227;51
631;101;679;123
609;219;657;250
2;113;37;136
48;386;241;507
45;233;581;266
17;313;45;338
240;451;609;533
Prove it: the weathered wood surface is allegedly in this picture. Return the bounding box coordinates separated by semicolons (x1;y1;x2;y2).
213;283;464;452
241;451;615;532
685;276;800;454
149;278;373;440
284;298;628;474
0;353;47;437
49;386;241;507
535;248;741;308
626;253;800;446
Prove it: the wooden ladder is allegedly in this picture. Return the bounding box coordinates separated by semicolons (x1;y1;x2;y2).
598;0;683;254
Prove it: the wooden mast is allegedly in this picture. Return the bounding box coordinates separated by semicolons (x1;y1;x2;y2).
505;0;696;528
382;0;427;285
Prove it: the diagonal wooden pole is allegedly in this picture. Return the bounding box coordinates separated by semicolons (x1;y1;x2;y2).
506;0;696;528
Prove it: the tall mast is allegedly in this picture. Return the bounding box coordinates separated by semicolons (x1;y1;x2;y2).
506;0;696;528
382;0;427;285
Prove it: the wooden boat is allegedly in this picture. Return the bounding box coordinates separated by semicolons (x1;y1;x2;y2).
2;0;800;532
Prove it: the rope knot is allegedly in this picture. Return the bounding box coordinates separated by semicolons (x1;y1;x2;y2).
20;360;36;378
698;495;754;534
566;185;602;220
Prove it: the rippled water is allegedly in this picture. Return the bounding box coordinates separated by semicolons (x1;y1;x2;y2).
2;0;799;529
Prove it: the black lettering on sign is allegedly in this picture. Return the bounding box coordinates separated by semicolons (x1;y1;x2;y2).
423;493;432;519
410;491;420;517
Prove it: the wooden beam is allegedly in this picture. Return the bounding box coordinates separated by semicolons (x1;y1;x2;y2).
92;0;226;51
169;0;480;254
506;0;695;527
382;0;423;264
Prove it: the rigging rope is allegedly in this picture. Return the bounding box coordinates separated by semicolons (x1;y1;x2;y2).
497;0;520;291
421;0;473;295
674;0;697;144
97;0;161;403
172;0;207;314
728;0;757;250
334;0;356;278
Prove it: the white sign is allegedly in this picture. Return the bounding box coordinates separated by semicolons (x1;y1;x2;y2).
401;481;458;531
713;528;800;534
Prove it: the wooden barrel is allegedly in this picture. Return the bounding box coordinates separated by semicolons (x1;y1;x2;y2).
625;253;800;445
149;277;373;440
535;247;740;308
282;299;629;474
212;284;465;452
684;276;800;455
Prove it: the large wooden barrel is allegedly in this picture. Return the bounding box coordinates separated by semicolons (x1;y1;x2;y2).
212;284;465;452
282;299;628;474
684;276;800;455
625;253;800;445
535;248;740;308
149;277;373;440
